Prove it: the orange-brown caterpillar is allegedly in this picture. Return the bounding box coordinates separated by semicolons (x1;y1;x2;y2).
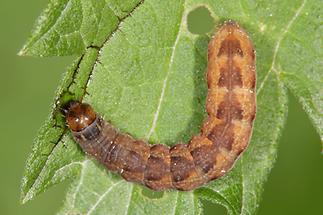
63;21;256;191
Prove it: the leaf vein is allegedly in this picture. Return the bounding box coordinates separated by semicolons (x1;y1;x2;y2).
70;160;88;209
146;1;185;140
124;184;134;215
86;180;124;215
35;1;74;49
256;0;307;95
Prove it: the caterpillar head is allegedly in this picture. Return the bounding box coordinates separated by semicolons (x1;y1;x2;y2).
62;101;97;132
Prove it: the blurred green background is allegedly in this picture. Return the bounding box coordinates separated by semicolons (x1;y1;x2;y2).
0;1;321;215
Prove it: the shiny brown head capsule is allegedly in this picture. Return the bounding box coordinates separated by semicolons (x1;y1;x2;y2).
64;101;97;132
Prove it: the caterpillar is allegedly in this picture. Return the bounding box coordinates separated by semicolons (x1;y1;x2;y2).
63;21;256;191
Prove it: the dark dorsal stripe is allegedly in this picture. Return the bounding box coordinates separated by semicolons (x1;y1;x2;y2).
217;37;244;57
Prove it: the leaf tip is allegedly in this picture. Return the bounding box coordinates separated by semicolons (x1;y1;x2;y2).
20;192;29;205
20;196;29;205
20;186;36;204
17;46;27;56
20;176;32;204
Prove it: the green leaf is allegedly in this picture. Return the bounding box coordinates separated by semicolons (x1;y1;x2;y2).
57;159;202;215
274;4;322;144
19;0;143;57
20;0;321;214
20;48;99;203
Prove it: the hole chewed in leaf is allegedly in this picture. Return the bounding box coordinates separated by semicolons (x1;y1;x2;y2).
187;6;214;34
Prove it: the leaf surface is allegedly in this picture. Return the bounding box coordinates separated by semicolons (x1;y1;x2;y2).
20;0;321;214
19;0;143;56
